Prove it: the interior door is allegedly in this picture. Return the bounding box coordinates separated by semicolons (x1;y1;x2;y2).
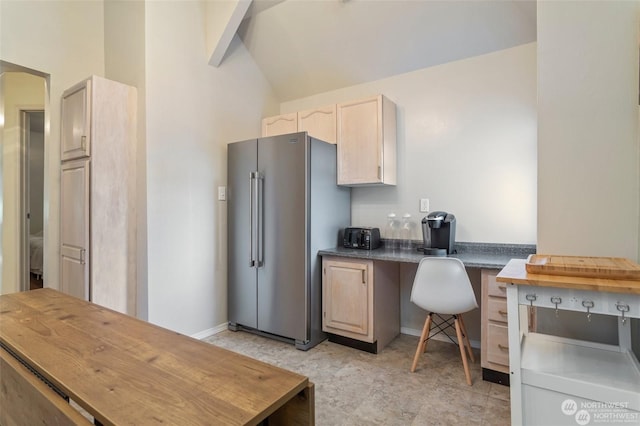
19;110;45;292
60;159;90;300
61;80;91;161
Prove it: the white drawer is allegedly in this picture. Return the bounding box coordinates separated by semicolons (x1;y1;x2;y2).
486;323;509;367
487;298;509;324
517;285;640;320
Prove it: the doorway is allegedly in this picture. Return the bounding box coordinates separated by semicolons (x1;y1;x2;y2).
21;110;45;290
0;62;48;294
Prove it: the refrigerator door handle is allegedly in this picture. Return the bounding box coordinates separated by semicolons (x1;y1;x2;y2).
249;172;256;267
256;173;264;267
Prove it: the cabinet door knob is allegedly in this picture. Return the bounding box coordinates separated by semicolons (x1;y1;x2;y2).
362;269;366;284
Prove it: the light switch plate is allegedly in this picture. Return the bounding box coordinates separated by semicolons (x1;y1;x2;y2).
218;186;227;201
420;198;429;212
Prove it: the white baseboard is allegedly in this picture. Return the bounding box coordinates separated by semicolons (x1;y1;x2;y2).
401;327;480;349
191;322;229;340
194;323;481;349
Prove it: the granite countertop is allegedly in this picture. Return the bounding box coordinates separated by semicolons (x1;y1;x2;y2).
318;241;536;269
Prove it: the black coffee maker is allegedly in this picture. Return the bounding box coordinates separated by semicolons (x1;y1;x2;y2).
421;211;456;256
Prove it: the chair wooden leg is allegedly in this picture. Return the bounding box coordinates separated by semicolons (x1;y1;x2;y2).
411;313;432;373
458;314;475;363
422;313;433;353
454;316;472;386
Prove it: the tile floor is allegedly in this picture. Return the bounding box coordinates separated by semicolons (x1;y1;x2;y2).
204;331;511;425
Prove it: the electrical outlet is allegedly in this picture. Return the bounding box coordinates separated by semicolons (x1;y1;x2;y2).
218;186;227;201
419;198;429;212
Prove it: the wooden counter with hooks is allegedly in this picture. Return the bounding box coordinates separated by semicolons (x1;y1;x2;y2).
497;257;640;295
497;259;640;425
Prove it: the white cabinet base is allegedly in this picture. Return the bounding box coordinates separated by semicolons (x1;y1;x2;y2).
501;259;640;426
521;332;640;412
523;384;639;426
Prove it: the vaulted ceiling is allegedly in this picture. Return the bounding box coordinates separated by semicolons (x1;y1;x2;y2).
236;0;537;101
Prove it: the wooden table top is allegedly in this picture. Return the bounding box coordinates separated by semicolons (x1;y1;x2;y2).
496;259;640;295
0;289;309;425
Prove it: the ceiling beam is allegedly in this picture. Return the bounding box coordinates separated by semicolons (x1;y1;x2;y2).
205;0;252;67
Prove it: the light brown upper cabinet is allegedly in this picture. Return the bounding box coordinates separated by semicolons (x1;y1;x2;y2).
61;80;92;161
261;112;298;137
262;95;397;185
262;105;337;144
337;95;397;186
297;105;336;144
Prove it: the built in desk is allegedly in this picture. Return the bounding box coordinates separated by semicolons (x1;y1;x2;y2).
319;241;536;269
0;289;314;425
318;242;535;361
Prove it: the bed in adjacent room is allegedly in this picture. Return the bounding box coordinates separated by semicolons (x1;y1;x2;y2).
29;231;44;279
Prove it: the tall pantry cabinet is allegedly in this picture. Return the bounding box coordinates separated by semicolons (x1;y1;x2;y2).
60;76;137;315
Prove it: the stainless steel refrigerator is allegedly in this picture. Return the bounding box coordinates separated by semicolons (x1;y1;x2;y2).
227;132;351;350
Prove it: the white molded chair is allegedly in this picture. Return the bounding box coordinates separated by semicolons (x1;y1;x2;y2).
409;257;479;385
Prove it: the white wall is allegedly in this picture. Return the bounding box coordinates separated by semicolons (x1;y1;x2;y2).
0;0;279;336
0;0;105;291
537;1;640;352
144;0;279;335
281;43;537;339
282;43;538;245
1;72;45;294
104;0;148;319
537;1;639;259
0;74;4;289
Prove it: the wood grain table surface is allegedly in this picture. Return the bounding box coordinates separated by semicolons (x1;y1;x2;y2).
497;258;640;294
0;288;310;425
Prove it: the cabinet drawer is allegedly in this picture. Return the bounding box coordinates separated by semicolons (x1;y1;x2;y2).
486;274;508;298
487;298;509;324
486;323;509;367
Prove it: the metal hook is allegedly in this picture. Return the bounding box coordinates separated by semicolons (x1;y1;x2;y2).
581;300;594;322
551;296;562;317
525;294;537;307
616;303;630;325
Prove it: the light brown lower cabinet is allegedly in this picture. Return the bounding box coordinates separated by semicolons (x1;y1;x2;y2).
481;269;510;383
481;269;535;385
322;256;399;353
